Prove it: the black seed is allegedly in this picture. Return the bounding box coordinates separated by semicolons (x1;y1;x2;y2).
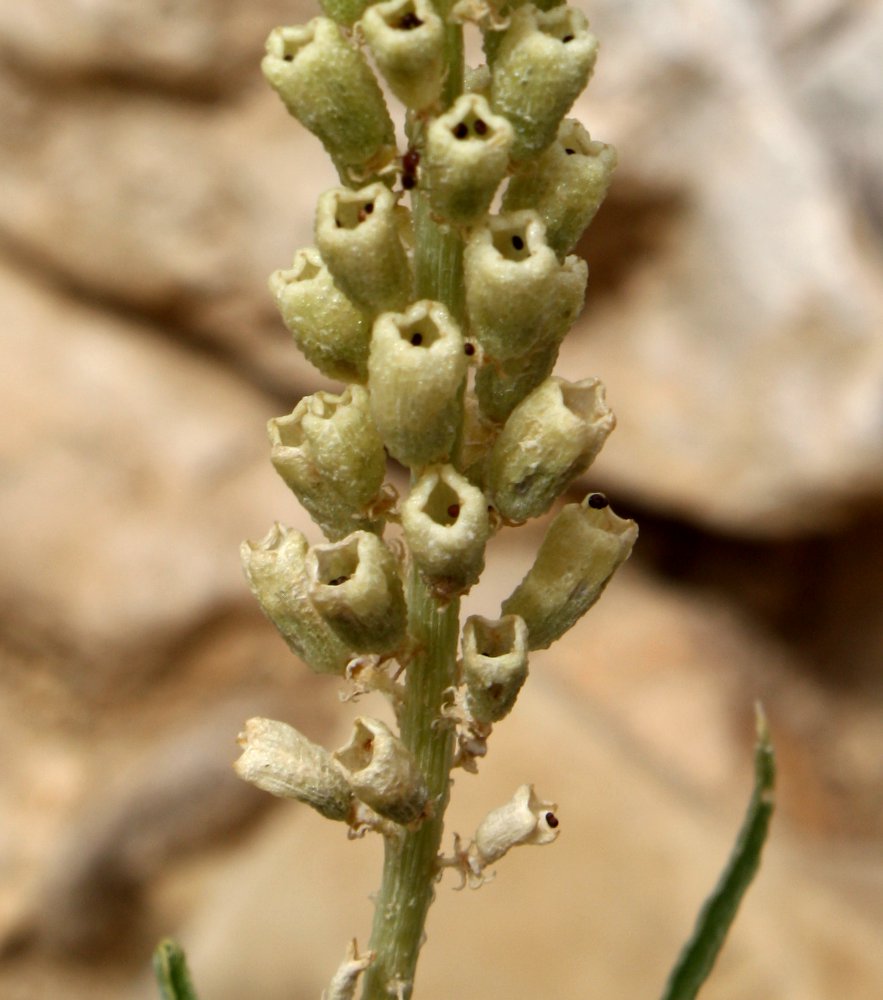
447;504;460;519
587;493;609;509
453;122;469;139
545;812;559;828
464;343;476;356
474;119;488;136
562;34;574;42
410;332;423;346
402;174;416;190
565;147;576;155
328;575;349;586
397;12;423;29
511;235;525;251
283;53;294;62
364;202;374;214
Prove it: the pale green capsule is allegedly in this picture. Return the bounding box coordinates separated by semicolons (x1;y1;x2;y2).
269;248;371;383
474;337;560;424
488;376;615;521
501;495;638;649
401;464;490;597
490;5;598;160
307;531;407;654
262;20;395;186
315;183;412;315
423;94;514;225
462;614;530;724
503;119;617;257
368;301;467;467
464;210;586;362
240;524;352;674
268;386;387;541
360;0;445;110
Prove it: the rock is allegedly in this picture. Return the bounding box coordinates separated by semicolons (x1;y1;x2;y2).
0;0;308;96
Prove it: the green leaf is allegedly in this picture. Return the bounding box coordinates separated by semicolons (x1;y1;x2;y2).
153;938;200;1000
659;704;776;1000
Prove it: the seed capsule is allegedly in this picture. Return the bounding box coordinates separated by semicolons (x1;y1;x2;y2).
488;376;615;521
335;717;429;825
368;301;467;467
462;615;530;724
361;0;445;110
234;717;354;821
490;5;599;160
501;496;638;649
474;784;560;866
262;20;395;186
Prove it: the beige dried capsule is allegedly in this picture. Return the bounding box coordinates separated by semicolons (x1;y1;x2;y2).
235;717;354;821
490;5;598;160
360;0;445;110
503;118;617;258
501;494;638;649
462;614;529;724
269;248;372;383
423;93;514;225
488;376;615;521
474;784;560;866
464;210;586;362
315;184;412;315
269;387;387;541
334;717;429;825
307;531;407;654
241;524;352;674
368;301;467;467
401;465;490;596
262;20;395;185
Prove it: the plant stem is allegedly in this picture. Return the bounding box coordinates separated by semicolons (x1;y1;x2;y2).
360;569;460;1000
361;18;465;995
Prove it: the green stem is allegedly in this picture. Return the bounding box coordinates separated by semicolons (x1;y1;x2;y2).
360;18;465;996
360;570;460;1000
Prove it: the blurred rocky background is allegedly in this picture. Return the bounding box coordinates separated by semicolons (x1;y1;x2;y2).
1;0;882;997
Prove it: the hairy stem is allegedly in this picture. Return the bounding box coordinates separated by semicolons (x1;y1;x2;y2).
360;18;465;996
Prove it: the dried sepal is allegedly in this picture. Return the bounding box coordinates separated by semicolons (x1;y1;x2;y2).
474;783;560;865
234;717;354;821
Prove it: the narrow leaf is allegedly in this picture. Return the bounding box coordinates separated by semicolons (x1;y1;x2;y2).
153;938;200;1000
659;704;776;1000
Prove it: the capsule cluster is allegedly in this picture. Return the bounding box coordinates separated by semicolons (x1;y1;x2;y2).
237;0;637;861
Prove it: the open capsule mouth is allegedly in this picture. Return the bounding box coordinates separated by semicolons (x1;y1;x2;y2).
422;476;463;527
539;8;583;45
491;222;533;262
398;314;442;349
313;537;361;588
382;0;424;31
470;616;519;659
334;197;377;230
